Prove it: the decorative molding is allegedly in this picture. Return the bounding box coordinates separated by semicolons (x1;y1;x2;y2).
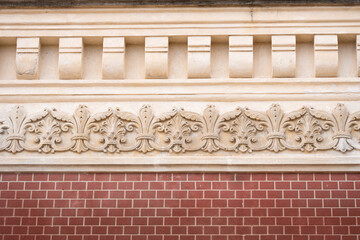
1;103;360;154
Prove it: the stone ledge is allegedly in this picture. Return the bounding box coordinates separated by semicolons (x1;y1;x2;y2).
1;0;360;8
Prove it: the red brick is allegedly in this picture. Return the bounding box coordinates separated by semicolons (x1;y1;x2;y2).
157;173;172;181
63;190;77;198
55;182;70;190
134;182;149;190
2;173;17;181
236;209;251;217
103;182;118;190
244;182;258;189
109;191;124;198
110;173;125;181
188;190;203;198
252;209;267;216
126;173;141;181
276;182;290;189
220;190;235;198
212;182;227;189
63;173;78;181
204;173;220;181
260;182;274;189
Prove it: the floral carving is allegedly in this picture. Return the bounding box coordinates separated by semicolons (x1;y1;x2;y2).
265;104;286;152
282;107;334;152
0;103;359;154
217;107;268;153
151;108;203;153
23;108;73;153
135;105;155;153
201;105;220;152
87;108;138;153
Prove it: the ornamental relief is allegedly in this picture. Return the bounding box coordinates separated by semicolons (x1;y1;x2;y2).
1;103;360;154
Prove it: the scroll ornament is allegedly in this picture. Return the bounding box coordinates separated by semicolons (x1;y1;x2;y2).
1;104;360;154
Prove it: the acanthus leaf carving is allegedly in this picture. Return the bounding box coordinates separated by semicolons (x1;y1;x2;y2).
24;108;73;153
0;103;359;154
151;108;203;153
217;107;268;153
86;108;138;153
282;107;335;152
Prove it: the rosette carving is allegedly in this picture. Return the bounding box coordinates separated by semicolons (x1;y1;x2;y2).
0;103;360;154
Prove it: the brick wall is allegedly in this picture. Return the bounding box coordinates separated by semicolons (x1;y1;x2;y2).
0;173;359;240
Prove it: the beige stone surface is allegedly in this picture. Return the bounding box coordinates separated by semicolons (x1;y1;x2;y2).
315;35;338;77
229;36;253;78
188;36;211;78
357;35;360;77
16;38;40;80
102;37;125;79
272;35;296;77
59;37;83;79
145;37;168;78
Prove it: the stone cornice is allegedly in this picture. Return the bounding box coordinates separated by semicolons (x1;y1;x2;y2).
1;6;360;172
1;0;360;8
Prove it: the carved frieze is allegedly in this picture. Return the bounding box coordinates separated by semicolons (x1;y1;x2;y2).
1;104;360;154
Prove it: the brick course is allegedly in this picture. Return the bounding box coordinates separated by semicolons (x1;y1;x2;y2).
0;173;359;240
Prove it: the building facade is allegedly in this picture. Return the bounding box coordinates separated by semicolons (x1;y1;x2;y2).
0;1;359;240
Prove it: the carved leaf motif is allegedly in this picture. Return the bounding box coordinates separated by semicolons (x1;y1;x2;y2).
1;104;360;154
218;107;242;122
266;104;286;152
115;110;138;124
138;105;153;133
244;108;268;122
283;107;307;122
89;108;113;123
0;120;8;134
153;108;178;123
332;104;353;152
309;108;334;122
24;108;73;153
26;108;50;123
203;105;219;132
2;106;27;153
71;105;91;153
201;105;220;153
266;104;284;130
136;105;155;153
179;110;203;123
